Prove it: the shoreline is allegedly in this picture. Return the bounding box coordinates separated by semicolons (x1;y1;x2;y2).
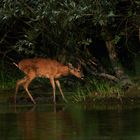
0;86;140;105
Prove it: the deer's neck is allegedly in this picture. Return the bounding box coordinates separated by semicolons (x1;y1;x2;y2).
59;66;70;76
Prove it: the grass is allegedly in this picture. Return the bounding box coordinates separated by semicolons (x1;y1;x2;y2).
0;62;138;105
0;61;20;89
0;60;125;104
72;78;124;103
0;64;124;102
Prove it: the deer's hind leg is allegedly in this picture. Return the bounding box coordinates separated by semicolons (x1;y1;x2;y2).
23;77;36;104
15;70;36;104
22;71;36;104
15;77;28;104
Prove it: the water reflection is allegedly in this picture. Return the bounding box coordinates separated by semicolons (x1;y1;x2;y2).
0;104;140;140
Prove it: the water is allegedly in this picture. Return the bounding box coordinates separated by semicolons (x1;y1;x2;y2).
0;104;140;140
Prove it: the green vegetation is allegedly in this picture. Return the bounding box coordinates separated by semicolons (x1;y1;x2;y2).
0;0;140;103
72;78;124;103
0;60;21;89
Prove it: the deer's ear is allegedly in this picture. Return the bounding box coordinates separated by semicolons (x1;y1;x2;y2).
68;63;74;69
77;64;81;70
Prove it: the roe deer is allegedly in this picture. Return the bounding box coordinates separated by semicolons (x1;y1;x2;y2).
14;58;84;104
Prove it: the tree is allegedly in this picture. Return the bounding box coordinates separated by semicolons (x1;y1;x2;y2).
0;0;140;88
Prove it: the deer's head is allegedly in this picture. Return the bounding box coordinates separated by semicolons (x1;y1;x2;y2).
68;63;84;79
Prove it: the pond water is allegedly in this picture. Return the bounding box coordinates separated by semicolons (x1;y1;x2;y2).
0;104;140;140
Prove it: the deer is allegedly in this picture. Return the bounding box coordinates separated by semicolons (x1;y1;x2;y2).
13;58;84;104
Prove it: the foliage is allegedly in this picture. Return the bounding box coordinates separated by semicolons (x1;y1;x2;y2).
0;0;139;59
0;0;140;94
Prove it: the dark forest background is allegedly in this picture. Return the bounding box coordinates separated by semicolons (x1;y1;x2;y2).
0;0;140;95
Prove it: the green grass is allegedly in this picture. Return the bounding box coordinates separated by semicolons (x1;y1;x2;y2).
0;61;20;89
72;78;124;103
0;60;124;104
0;71;17;89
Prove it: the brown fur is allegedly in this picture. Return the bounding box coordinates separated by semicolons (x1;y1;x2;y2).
15;58;83;104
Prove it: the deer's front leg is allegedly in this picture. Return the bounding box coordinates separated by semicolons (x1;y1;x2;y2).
50;77;56;104
55;80;67;103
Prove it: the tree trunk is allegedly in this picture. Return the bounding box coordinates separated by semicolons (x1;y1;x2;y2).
105;40;133;89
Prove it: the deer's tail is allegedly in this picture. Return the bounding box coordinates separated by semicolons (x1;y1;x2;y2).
13;62;19;68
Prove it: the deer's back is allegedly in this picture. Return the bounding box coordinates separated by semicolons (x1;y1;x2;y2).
18;58;68;78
